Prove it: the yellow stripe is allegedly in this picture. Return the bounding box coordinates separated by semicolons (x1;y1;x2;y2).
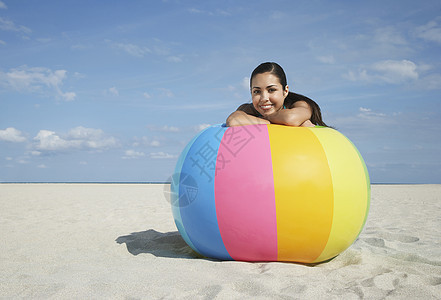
311;128;369;263
267;125;334;263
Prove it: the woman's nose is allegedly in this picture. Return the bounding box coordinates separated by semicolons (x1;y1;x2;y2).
261;91;269;101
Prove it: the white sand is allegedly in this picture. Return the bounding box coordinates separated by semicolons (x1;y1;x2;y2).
0;184;440;299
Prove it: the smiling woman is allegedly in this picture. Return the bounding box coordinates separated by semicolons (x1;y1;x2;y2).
226;62;328;128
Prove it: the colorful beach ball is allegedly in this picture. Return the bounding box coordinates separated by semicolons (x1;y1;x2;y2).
170;124;370;263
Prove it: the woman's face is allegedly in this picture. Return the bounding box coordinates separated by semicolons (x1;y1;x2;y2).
251;72;289;117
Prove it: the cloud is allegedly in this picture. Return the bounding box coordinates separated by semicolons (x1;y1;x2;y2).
374;26;407;45
143;92;151;99
241;77;250;90
415;18;441;44
132;136;161;147
187;7;231;17
122;149;145;159
0;17;31;34
147;125;179;133
109;87;119;96
358;107;386;118
114;42;151;57
317;55;335;64
159;88;174;98
167;56;182;63
160;125;179;132
194;124;211;132
0;1;6;9
149;151;177;159
33;126;118;152
0;127;27;142
0;66;76;101
344;60;419;84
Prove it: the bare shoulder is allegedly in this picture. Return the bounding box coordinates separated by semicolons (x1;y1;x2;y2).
291;100;310;109
236;103;259;116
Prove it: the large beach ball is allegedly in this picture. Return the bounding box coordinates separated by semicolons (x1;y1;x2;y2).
170;124;370;263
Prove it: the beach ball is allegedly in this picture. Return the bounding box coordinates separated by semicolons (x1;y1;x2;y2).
170;124;370;263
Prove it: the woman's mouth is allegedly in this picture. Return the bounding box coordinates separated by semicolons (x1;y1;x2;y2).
260;104;273;111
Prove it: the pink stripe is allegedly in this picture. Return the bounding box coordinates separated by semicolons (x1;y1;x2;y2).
215;125;277;261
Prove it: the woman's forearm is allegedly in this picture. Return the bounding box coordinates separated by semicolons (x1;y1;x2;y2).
266;108;311;126
226;111;270;127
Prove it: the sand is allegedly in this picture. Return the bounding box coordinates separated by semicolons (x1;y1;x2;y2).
0;183;440;299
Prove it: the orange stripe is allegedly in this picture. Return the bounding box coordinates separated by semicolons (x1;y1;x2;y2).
267;125;334;263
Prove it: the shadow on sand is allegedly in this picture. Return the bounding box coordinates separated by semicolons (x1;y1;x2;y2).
116;229;202;259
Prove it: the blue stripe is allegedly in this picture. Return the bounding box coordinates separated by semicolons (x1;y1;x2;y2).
179;125;232;260
171;131;205;253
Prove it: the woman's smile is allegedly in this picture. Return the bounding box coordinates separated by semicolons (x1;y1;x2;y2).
251;72;288;117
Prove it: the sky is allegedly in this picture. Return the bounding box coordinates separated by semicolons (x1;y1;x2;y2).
0;0;440;183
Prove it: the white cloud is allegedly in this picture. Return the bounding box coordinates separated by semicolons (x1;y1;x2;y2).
0;39;5;45
344;60;419;84
0;1;7;9
317;55;335;64
0;127;27;142
33;126;118;152
5;157;12;161
194;124;211;132
147;125;179;133
160;125;179;132
109;87;119;96
37;164;47;169
159;88;174;98
415;18;441;44
374;26;407;45
358;107;386;118
143;92;151;99
270;11;286;20
122;149;145;159
0;17;31;34
417;74;441;90
0;66;76;101
132;136;161;147
372;60;418;83
114;42;151;57
150;151;176;159
167;56;182;63
241;77;250;90
188;8;204;14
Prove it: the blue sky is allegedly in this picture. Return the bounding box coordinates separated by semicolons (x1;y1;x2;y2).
1;0;440;183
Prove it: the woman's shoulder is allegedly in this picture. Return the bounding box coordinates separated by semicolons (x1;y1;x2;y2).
237;103;260;116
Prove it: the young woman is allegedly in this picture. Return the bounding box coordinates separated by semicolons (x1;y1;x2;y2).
226;62;328;127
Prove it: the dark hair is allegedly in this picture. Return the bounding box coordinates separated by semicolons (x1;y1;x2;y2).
250;62;329;127
285;92;329;127
250;62;287;88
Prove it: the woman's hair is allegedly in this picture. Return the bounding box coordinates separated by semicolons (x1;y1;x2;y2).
285;92;329;127
250;62;287;88
250;62;329;127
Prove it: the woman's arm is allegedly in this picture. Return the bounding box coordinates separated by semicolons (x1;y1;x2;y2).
226;104;270;127
266;100;313;126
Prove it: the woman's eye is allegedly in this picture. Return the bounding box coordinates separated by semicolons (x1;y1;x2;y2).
269;88;276;93
253;90;260;94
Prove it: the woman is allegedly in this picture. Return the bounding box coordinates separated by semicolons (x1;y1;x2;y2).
226;62;328;127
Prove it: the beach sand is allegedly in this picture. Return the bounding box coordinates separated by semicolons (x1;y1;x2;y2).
0;183;440;299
